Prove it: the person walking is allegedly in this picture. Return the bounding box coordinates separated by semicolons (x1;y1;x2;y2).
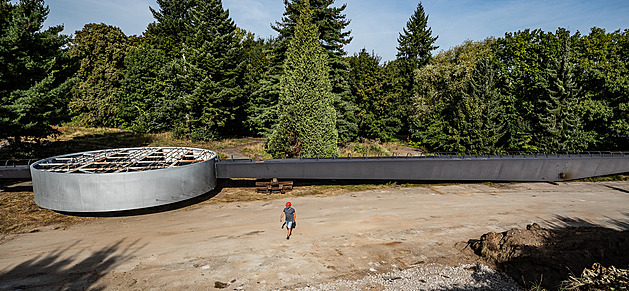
280;202;296;240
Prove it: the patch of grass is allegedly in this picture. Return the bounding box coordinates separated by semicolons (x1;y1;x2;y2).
339;140;393;156
0;190;94;234
240;143;272;159
572;174;629;182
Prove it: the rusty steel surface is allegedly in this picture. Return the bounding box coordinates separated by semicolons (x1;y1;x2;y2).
215;152;629;182
30;147;217;212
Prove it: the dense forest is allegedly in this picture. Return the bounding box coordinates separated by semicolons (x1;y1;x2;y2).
1;0;628;157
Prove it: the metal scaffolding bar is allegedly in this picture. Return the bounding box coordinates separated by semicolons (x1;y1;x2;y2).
31;147;216;174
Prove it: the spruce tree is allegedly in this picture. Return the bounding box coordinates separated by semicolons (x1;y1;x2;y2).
118;42;171;132
396;2;438;137
248;0;355;141
147;0;197;59
140;0;245;140
457;57;506;152
397;2;439;69
0;0;73;141
536;36;583;152
178;0;245;140
267;0;338;158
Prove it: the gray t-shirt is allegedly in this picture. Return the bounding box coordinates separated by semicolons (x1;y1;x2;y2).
283;207;295;221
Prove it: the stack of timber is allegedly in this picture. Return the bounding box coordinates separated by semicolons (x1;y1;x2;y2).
255;178;293;194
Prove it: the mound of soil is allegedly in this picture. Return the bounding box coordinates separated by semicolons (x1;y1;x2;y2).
468;223;629;290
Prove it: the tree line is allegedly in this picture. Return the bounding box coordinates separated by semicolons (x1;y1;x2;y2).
1;0;628;157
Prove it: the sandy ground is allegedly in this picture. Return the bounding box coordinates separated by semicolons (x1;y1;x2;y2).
1;181;628;290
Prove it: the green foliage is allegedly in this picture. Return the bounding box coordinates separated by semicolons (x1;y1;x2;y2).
346;49;402;140
397;2;439;69
456;57;507;152
146;0;197;59
245;36;282;137
0;0;73;141
572;27;629;149
4;0;626;152
118;42;173;132
251;0;356;141
177;0;245;141
241;33;273;136
68;23;129;127
267;1;338;158
136;0;246;141
411;39;506;152
395;2;439;137
536;36;587;151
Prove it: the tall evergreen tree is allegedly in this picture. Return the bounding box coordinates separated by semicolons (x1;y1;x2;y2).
146;0;197;59
120;0;196;134
573;27;629;149
249;0;355;141
396;2;438;137
397;2;439;70
138;0;245;140
118;41;171;132
536;35;584;151
494;28;574;151
456;57;506;152
177;0;245;141
267;0;338;158
0;0;73;141
68;23;129;127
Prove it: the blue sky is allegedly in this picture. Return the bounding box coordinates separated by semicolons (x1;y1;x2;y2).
44;0;629;62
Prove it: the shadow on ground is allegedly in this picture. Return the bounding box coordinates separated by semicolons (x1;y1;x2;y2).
0;239;144;290
468;214;629;290
57;180;248;218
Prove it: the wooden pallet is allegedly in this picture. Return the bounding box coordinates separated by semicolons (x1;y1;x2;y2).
255;178;293;194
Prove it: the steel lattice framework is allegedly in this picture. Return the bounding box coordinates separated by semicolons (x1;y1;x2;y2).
32;147;215;174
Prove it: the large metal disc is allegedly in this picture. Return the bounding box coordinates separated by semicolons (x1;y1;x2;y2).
30;147;217;212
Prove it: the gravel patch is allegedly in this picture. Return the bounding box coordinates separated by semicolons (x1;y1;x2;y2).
298;263;521;291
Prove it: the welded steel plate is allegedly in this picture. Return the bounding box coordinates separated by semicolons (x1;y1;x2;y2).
30;147;216;212
217;152;629;182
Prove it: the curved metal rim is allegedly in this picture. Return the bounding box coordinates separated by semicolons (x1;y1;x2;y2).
30;147;216;175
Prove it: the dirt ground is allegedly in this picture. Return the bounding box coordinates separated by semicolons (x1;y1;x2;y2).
1;181;628;290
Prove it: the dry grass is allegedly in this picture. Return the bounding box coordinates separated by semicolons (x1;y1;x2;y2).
0;189;94;234
177;180;414;211
240;143;273;159
562;263;629;290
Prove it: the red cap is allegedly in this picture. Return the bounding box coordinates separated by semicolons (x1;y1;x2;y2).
286;202;291;207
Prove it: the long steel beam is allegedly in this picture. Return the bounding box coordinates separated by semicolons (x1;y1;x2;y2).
4;152;629;182
0;165;31;179
215;153;629;182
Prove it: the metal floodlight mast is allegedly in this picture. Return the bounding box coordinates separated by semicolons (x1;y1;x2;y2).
30;147;217;212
